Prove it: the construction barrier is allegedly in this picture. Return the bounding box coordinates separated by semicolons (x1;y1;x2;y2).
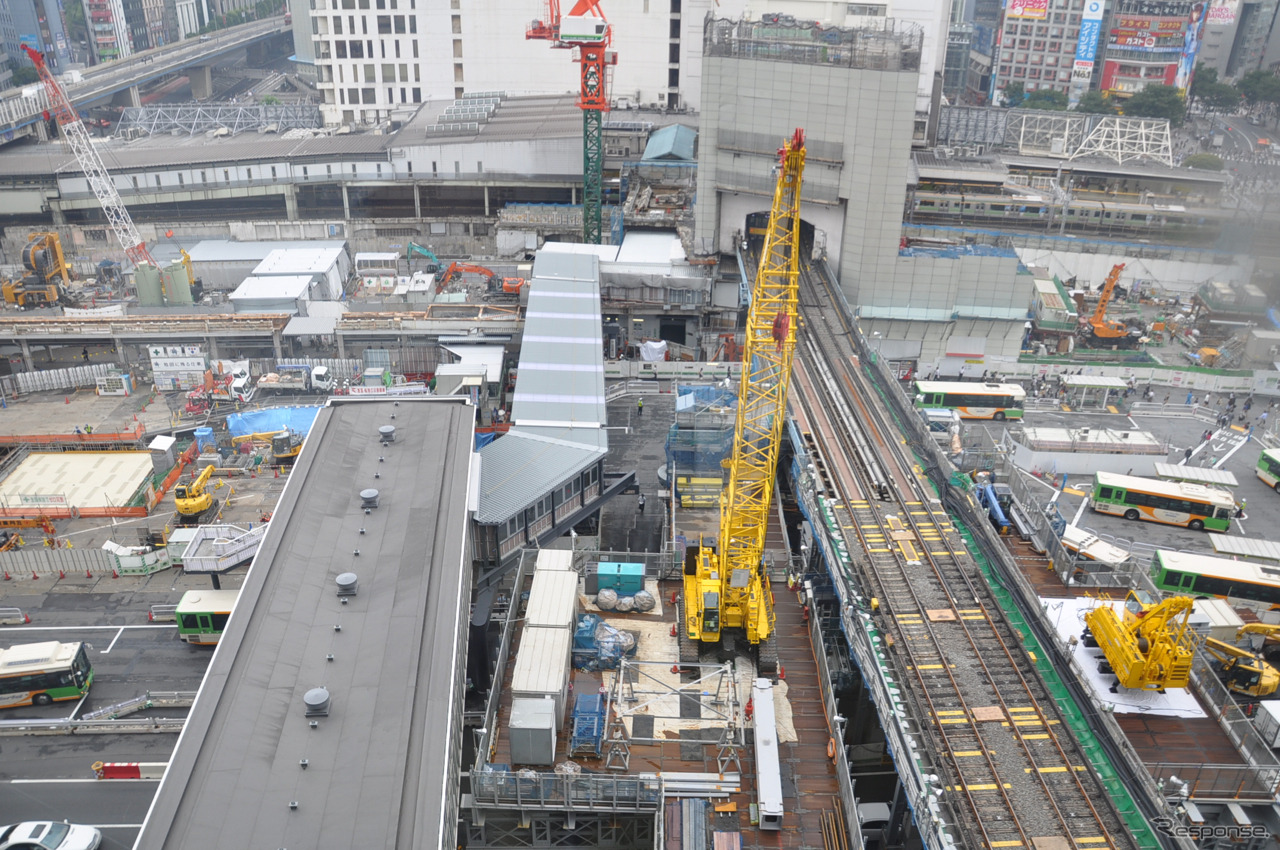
92;761;168;780
0;607;30;625
149;604;178;623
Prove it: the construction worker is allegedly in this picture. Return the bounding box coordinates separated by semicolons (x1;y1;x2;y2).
636;398;644;417
638;493;646;514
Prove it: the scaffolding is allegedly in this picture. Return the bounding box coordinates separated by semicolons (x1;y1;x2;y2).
1071;116;1174;168
115;103;323;137
602;658;744;774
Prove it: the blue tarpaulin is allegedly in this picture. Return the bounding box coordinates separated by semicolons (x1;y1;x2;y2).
226;406;321;438
475;431;497;450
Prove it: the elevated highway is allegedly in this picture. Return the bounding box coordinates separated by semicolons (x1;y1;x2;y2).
0;18;291;145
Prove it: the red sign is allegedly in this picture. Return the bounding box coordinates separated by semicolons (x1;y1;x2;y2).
1007;0;1048;19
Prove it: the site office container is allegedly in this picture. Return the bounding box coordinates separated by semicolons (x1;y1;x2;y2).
510;626;572;730
508;698;557;766
526;570;580;630
535;549;574;571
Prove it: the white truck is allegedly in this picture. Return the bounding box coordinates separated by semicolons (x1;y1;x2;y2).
256;364;335;395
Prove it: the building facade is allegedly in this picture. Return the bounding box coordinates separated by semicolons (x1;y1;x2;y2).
85;0;133;62
1099;0;1198;97
992;0;1097;100
1195;0;1280;77
694;15;920;304
1;0;75;70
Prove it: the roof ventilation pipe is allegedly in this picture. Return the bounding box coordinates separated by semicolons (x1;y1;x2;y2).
336;572;358;597
360;489;380;509
304;687;331;717
379;425;396;444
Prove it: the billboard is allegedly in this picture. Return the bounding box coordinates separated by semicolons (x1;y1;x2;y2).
1108;12;1186;51
1007;0;1048;19
1176;1;1209;91
1206;0;1239;25
1070;0;1105;104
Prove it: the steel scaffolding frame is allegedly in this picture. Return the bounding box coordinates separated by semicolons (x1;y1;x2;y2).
1071;116;1174;167
1009;111;1089;158
116;103;323;137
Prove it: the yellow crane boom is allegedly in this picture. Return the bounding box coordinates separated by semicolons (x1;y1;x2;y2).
1083;591;1196;691
683;129;805;669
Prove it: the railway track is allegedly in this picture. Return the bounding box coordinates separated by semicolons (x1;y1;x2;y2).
792;259;1138;850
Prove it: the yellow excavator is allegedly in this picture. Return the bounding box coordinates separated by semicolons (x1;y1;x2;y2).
1202;623;1280;699
1083;591;1197;691
2;232;74;309
681;129;807;678
231;430;304;465
174;465;219;525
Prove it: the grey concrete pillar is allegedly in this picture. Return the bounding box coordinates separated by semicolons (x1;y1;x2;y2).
112;86;142;108
113;337;126;367
189;66;214;101
272;329;283;360
484;185;490;217
19;340;33;372
341;185;351;220
284;184;299;220
49;200;67;226
414;184;421;219
336;332;346;359
208;336;220;360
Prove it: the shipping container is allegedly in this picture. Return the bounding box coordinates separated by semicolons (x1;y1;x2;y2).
510;626;572;729
1191;598;1245;643
596;561;644;594
526;570;580;630
1255;700;1280;749
509;698;557;765
536;549;574;571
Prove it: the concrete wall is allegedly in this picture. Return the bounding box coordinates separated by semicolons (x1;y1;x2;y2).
859;254;1028;320
695;55;917;307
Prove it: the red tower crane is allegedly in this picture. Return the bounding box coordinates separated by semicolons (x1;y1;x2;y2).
527;1;615;244
22;45;157;268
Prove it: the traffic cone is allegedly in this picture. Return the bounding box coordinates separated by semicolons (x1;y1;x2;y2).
778;663;786;680
85;569;93;578
23;613;29;623
112;569;119;578
59;570;65;579
31;571;38;580
670;623;677;637
3;571;10;581
65;396;70;404
671;663;681;674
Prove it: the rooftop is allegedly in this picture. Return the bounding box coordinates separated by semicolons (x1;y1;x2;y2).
137;398;475;850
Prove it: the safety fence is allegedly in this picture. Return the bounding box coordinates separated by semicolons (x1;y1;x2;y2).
0;422;146;446
1141;762;1280;803
7;364;119;395
471;769;662;813
0;544;172;578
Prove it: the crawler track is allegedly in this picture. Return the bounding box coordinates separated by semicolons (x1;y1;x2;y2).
793;260;1137;850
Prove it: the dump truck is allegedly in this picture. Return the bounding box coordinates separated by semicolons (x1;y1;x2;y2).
255;365;335;396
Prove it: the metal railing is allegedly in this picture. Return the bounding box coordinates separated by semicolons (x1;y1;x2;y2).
1143;762;1280;802
471;769;662;812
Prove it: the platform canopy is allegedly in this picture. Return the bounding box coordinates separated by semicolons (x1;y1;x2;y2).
1153;463;1238;489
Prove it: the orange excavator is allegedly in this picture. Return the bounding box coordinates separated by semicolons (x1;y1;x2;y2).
436;262;527;297
1079;262;1142;348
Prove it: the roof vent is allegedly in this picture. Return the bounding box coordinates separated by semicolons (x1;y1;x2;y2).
336;572;358;596
304;687;331;717
360;488;380;509
379;425;396;443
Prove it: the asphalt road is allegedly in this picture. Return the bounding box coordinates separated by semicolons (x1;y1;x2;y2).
0;617;213;849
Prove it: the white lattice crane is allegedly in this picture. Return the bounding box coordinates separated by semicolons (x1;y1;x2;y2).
22;44;157;268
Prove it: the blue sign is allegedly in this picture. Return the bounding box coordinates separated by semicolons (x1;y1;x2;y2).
1075;19;1102;64
19;33;41;49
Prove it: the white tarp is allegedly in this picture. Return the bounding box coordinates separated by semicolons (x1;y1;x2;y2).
639;340;668;362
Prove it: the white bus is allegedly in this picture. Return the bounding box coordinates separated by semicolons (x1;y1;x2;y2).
1090;471;1234;532
912;381;1025;420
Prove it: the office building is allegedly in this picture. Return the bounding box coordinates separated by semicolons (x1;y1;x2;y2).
1099;0;1197;97
992;0;1103;101
0;0;75;70
1195;0;1280;76
85;0;133;62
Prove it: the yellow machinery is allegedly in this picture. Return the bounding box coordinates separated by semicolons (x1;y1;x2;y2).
3;232;72;308
682;129;806;676
1200;622;1280;698
232;430;304;465
1083;591;1197;691
1079;262;1141;348
174;465;219;525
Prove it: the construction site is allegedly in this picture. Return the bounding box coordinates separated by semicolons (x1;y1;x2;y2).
2;7;1280;850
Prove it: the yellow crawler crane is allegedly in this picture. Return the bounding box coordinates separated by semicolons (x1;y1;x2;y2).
682;129;806;677
1084;591;1196;691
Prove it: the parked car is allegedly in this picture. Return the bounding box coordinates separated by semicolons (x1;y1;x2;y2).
0;822;102;850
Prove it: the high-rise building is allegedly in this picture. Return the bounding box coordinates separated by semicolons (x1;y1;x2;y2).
174;0;210;39
1196;0;1279;76
992;0;1100;101
85;0;133;62
1099;0;1198;98
0;45;12;92
0;0;75;70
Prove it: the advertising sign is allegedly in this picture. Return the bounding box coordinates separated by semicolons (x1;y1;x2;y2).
1175;1;1209;91
1007;0;1048;19
1206;0;1239;25
1069;0;1105;104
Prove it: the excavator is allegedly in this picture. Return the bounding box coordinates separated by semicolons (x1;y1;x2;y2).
680;129;808;679
1200;622;1280;699
231;430;304;464
406;242;443;273
2;232;76;309
436;261;526;297
174;465;220;525
1083;590;1197;691
1078;262;1143;349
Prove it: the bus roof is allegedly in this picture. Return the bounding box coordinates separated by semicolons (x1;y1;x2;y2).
1093;471;1234;506
1153;463;1239;489
1061;524;1132;567
0;640;77;674
1209;535;1280;564
913;381;1025;396
1154;549;1280;585
1261;448;1280;462
175;589;241;614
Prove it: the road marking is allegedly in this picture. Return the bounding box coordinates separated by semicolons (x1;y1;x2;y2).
68;691;90;719
7;778;158;784
101;627;125;654
3;625;175;632
91;824;147;829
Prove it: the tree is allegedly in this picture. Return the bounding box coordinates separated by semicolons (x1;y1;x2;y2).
1199;81;1242;112
1122;85;1186;125
1238;70;1280;106
63;0;88;51
1075;91;1118;114
10;66;38;86
1023;89;1069;111
1183;153;1225;170
1188;63;1218;101
1001;82;1025;107
260;95;280;105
